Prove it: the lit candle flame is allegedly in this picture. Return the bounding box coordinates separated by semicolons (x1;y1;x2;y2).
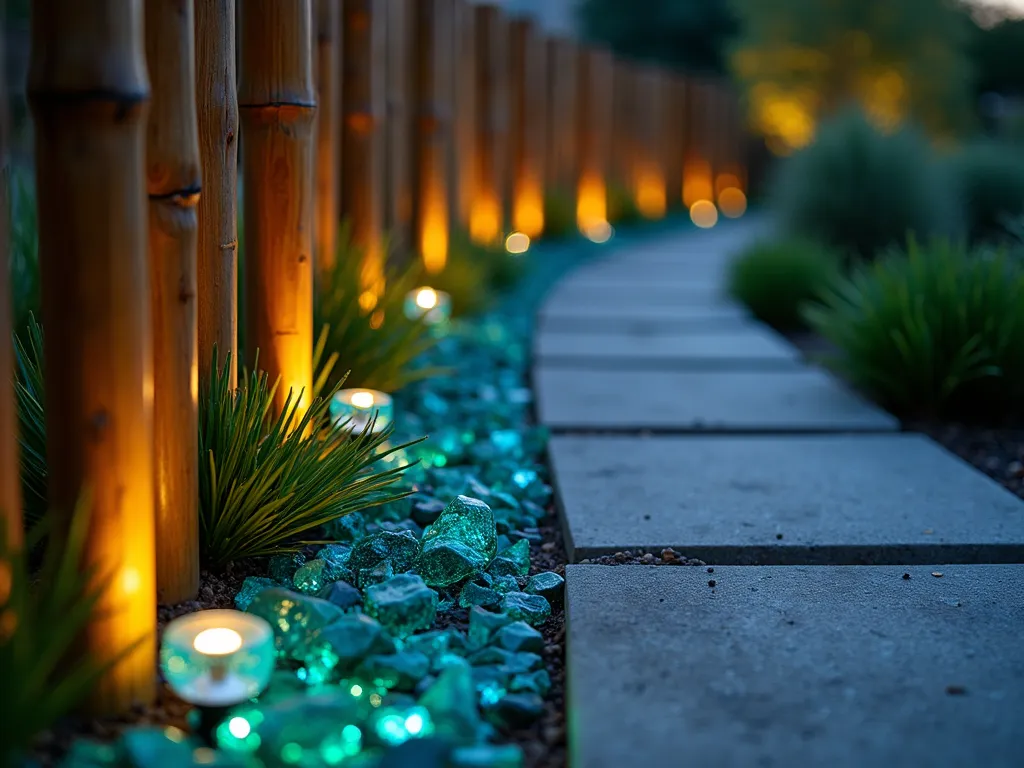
193;627;243;656
415;288;438;310
350;391;376;409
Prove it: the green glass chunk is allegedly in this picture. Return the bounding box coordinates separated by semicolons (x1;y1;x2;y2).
449;744;524;768
499;592;550;627
458;582;502;609
246;588;344;660
364;574;438;638
421;495;497;561
316;544;353;582
318;613;396;675
417;540;489;588
487;539;530;578
358;560;395;589
292;559;329;595
348;530;420;575
268;552;306;583
482;692;545;729
510;670;551;696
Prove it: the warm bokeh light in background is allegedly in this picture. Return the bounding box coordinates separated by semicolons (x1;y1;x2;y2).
582;220;613;243
470;196;502;244
420;187;449;274
576;172;608;233
635;167;667;219
414;288;438;310
683;158;714;208
717;188;747;219
505;231;530;254
513;178;545;238
689;199;718;229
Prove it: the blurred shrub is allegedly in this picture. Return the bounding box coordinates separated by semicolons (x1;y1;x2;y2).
947;140;1024;244
607;182;642;226
14;314;46;527
314;225;443;395
727;238;841;330
774;109;959;260
10;173;39;332
805;238;1024;421
429;230;497;317
542;190;577;240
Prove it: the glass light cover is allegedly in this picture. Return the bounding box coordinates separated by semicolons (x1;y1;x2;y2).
161;609;275;707
403;287;452;326
330;389;394;433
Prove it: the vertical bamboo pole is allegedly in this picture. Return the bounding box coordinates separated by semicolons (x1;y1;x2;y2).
663;73;686;211
0;19;19;549
545;36;578;197
633;66;666;219
195;0;239;387
453;0;477;232
469;4;508;245
683;77;714;208
238;0;315;421
385;0;414;259
314;0;341;276
146;0;201;604
508;18;546;239
340;0;386;301
576;46;613;233
28;0;156;713
610;57;633;196
413;0;455;274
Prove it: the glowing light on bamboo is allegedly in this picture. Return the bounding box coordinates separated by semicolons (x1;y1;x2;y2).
470;195;502;244
513;176;544;238
635;167;667;220
718;187;747;219
420;183;449;274
576;172;607;233
683;158;714;208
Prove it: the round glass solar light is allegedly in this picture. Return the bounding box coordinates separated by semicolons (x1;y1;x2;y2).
330;389;394;433
504;231;530;254
160;609;275;708
403;287;452;326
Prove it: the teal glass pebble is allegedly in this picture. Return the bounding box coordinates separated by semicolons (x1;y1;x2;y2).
356;651;431;692
483;692;545;729
160;610;275;708
525;571;565;605
510;670;551;696
348;530;420;576
318;613;396;674
417;496;498;588
493;622;543;654
488;539;530;578
459;582;502;609
269;552;306;583
449;744;524;768
499;592;550;626
489;574;520;595
358;560;395;589
418;660;480;744
364;574;438;638
234;576;278;611
316;544;353;581
467;607;514;648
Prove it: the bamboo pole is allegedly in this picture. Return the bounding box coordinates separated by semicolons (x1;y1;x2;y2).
146;0;201;604
0;18;19;550
545;36;578;196
195;0;239;387
633;66;666;219
576;46;613;233
663;73;687;210
611;59;635;197
385;0;414;259
453;0;477;232
470;4;508;245
340;0;386;300
412;0;455;274
238;0;315;422
508;18;546;239
28;0;156;714
683;77;714;208
314;0;341;277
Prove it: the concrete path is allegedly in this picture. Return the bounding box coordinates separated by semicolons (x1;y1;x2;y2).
534;219;1024;767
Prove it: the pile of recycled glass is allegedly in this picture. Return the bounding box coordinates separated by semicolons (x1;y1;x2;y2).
60;238;608;768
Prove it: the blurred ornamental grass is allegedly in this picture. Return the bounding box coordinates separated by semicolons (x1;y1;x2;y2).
947;140;1024;245
727;238;842;330
805;237;1024;422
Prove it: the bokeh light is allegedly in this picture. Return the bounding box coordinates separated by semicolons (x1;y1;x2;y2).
689;200;719;229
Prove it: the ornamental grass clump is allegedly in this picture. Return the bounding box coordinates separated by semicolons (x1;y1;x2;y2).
1;500;139;763
14;314;46;526
313;225;444;395
947;140;1024;245
727;238;842;330
805;238;1024;422
774;108;959;261
200;353;419;566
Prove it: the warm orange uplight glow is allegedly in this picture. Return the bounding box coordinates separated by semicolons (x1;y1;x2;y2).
690;199;719;229
683;159;715;208
513;179;545;238
193;627;243;656
582;220;614;243
470;197;502;245
359;250;385;312
577;173;608;233
505;232;530;254
415;288;439;310
715;173;742;197
420;191;449;274
635;169;667;220
718;188;747;219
